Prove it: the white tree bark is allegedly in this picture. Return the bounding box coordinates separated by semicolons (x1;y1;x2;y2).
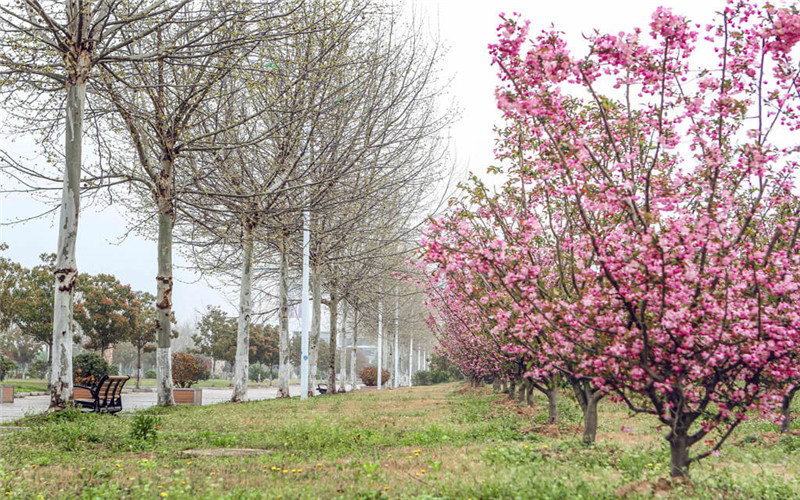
308;261;321;396
232;225;254;402
409;334;413;387
327;290;338;393
155;159;175;406
340;300;348;391
350;305;359;390
278;233;291;398
393;292;399;389
377;295;383;390
50;79;86;408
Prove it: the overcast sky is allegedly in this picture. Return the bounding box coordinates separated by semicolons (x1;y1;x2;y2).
0;0;728;322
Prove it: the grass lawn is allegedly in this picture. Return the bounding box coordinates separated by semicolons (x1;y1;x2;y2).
2;379;48;393
1;383;799;499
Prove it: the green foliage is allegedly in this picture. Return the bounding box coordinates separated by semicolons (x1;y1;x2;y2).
144;369;157;379
192;306;236;365
7;254;54;346
129;414;160;444
249;323;279;367
248;363;273;382
358;366;390;386
74;274;138;353
0;356;15;381
73;352;112;385
171;352;208;388
413;353;463;385
28;358;49;379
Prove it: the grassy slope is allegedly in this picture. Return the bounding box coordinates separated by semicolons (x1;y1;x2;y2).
1;383;799;499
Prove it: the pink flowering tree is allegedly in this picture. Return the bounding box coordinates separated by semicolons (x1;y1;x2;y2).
420;180;567;422
483;1;800;477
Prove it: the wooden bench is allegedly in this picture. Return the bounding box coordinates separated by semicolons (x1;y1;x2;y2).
73;375;130;414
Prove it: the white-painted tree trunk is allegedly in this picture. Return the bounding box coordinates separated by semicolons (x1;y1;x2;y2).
155;159;175;407
232;226;254;402
278;233;291;398
393;292;399;389
308;261;321;396
50;79;86;408
350;305;359;390
409;334;413;387
300;209;311;400
377;296;383;390
340;301;348;391
327;290;338;393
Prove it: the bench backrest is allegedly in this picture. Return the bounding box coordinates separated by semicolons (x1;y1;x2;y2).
93;375;130;404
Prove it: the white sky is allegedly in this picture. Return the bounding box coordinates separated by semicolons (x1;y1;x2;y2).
0;0;728;322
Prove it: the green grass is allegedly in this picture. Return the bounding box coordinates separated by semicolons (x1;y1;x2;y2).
1;383;799;499
2;379;48;393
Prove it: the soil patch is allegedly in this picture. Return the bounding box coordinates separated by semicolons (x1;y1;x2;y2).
614;477;691;498
180;448;272;457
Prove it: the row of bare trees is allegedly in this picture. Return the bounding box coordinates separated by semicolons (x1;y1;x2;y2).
0;0;446;407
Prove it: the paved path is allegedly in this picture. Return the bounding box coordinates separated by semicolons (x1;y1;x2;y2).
0;385;320;423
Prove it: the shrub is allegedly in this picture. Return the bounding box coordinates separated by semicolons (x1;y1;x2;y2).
359;366;390;386
73;353;112;386
249;364;272;382
172;352;208;388
413;369;460;386
0;356;15;381
29;358;49;379
144;369;157;379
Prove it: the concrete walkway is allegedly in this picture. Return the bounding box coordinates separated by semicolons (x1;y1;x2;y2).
0;385;314;423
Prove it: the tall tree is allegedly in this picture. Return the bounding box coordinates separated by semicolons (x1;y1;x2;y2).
192;305;236;386
73;274;137;354
0;0;196;408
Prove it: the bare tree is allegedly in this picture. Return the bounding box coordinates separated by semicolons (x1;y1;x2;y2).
0;0;201;408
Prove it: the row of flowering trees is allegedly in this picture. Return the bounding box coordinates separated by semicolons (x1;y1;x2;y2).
420;1;800;478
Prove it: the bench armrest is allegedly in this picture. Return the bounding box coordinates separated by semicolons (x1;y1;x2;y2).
74;384;95;392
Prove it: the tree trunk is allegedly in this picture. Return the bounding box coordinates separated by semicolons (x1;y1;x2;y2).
525;379;534;407
136;344;142;389
339;300;348;392
50;78;87;409
155;165;175;407
781;387;798;434
492;378;500;392
583;394;600;445
277;233;291;398
508;379;516;400
501;379;508;393
350;305;359;390
408;334;414;387
308;261;321;396
517;379;526;403
393;291;399;389
668;430;690;478
327;290;338;394
546;386;558;424
231;225;254;403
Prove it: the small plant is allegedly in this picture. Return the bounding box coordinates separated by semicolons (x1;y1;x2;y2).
360;460;380;479
144;369;157;378
130;414;161;444
172;352;208;388
358;366;390;387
